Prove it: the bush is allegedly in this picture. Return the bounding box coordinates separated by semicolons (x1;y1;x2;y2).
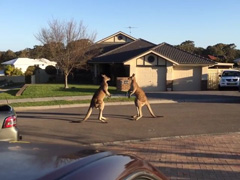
4;65;23;76
25;66;36;76
45;65;57;75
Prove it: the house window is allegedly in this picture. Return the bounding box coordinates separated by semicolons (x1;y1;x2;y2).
147;55;155;63
118;35;123;40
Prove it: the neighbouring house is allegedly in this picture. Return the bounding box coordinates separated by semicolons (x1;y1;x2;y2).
1;58;57;73
208;62;235;90
89;31;216;91
0;70;4;76
233;58;240;65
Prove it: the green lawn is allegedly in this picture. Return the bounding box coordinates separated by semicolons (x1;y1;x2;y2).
0;84;121;99
10;97;134;107
0;84;132;107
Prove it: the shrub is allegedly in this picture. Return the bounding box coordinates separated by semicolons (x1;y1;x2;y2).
4;65;23;76
45;65;57;75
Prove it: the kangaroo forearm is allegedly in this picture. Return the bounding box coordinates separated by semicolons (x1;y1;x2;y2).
130;88;137;96
106;91;111;97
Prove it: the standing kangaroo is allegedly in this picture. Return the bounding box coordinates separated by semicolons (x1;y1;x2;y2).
128;73;156;120
81;74;111;123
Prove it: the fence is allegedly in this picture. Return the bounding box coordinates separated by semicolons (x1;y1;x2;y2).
0;76;25;84
207;69;224;90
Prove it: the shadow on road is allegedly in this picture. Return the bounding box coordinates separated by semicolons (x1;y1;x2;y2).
146;91;240;104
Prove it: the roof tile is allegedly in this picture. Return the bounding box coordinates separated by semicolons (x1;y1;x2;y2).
153;43;215;64
90;39;155;63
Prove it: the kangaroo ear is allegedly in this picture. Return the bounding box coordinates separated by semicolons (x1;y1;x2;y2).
132;73;135;77
101;74;105;77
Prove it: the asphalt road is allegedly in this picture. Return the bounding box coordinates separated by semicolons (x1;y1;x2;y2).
17;101;240;145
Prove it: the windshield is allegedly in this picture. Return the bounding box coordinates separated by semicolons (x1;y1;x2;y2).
222;71;240;77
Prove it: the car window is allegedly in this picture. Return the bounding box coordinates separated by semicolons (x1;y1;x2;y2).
222;71;240;77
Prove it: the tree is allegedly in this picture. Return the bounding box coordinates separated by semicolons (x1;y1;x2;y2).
25;66;37;83
177;40;196;53
25;66;36;76
1;50;16;61
205;43;238;62
29;45;44;59
4;65;23;76
4;65;14;76
35;19;99;88
15;49;30;58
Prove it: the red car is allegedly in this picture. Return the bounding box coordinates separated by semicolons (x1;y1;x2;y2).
0;142;168;180
39;151;168;180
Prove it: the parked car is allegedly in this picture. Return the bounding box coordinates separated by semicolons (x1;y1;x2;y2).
0;104;20;141
39;151;168;180
0;142;168;180
218;69;240;90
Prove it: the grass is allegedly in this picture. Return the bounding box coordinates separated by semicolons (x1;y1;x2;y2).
0;84;122;99
9;97;134;108
0;84;132;107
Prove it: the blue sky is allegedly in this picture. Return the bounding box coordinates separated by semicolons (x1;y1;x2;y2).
0;0;239;52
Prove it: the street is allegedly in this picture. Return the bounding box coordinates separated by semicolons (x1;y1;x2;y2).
17;102;240;145
14;98;240;179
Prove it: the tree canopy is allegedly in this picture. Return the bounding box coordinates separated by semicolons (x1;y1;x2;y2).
176;40;240;62
35;19;99;88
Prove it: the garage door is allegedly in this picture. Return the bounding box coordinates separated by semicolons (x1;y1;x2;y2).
136;67;166;91
173;67;202;91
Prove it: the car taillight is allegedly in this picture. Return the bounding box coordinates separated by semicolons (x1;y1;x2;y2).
2;115;17;128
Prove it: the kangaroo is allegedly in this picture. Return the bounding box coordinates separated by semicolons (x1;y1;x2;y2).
128;73;156;120
81;74;111;123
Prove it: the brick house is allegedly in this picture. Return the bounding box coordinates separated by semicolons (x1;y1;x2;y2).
89;31;215;91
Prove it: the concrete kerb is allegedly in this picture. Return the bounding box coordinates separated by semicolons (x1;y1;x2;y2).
14;99;177;111
3;91;240;111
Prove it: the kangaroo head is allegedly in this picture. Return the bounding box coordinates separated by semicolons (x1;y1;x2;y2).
101;74;111;82
128;73;136;81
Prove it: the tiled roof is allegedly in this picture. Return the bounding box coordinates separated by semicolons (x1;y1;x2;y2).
152;43;215;65
208;55;218;60
94;43;126;55
96;31;136;44
89;39;156;63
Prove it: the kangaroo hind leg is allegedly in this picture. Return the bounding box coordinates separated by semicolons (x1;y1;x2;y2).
98;102;107;123
134;105;143;120
133;101;143;121
132;98;140;119
132;106;139;119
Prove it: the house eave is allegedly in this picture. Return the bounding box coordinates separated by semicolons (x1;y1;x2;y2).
124;50;180;65
96;31;137;44
174;63;215;67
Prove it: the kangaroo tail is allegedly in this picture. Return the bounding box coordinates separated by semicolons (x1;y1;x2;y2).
146;102;156;118
82;107;93;122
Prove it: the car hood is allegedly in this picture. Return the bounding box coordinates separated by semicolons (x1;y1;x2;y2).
0;142;100;180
